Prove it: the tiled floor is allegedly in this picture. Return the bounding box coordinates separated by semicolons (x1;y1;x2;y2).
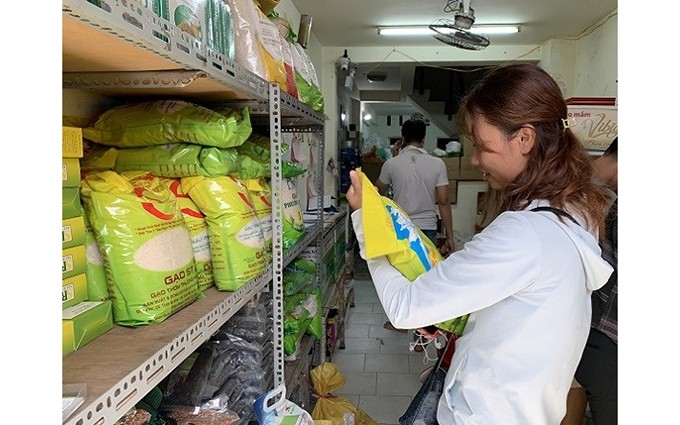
330;253;442;425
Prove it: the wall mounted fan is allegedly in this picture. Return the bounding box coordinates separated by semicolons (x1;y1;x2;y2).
429;0;490;50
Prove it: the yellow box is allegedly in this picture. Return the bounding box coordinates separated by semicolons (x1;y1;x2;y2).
63;245;86;279
63;216;86;249
62;126;84;158
62;158;82;187
63;188;82;219
62;300;113;357
63;273;88;309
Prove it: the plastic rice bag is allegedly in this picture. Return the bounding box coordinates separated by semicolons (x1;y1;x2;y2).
81;170;199;326
182;175;267;291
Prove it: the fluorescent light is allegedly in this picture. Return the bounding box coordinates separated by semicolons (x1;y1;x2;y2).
363;113;372;121
378;25;520;36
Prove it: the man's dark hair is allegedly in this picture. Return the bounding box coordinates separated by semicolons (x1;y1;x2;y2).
401;119;427;144
603;137;617;157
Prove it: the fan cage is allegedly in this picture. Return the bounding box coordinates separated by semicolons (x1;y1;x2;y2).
429;20;490;51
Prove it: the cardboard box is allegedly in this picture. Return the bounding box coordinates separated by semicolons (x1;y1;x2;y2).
62;127;84;158
62;273;88;309
566;105;617;152
442;157;460;180
63;245;87;279
459;157;483;180
62;158;81;187
62;300;114;357
62;216;86;249
461;135;475;158
436;180;458;205
63;188;83;219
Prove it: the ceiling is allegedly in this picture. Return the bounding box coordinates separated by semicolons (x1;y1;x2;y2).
289;0;618;117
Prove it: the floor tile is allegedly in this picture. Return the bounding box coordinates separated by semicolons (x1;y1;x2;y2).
377;372;423;396
334;371;377;396
341;337;381;354
348;312;385;326
349;303;374;313
332;352;365;373
358;394;413;424
345;323;370;338
364;353;410;373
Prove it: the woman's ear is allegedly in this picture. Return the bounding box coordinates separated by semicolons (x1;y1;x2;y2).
518;125;536;154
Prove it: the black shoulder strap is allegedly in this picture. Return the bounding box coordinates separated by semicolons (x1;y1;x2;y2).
530;206;580;227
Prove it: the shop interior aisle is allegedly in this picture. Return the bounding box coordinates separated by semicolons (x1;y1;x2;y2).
330;253;439;425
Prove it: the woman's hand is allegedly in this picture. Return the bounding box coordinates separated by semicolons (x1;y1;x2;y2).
346;170;363;211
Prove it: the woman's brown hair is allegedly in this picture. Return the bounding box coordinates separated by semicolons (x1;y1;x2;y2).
457;62;608;236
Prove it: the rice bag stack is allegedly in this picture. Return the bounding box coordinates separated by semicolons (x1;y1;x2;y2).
81;170;200;327
162;177;215;293
181;175;267;291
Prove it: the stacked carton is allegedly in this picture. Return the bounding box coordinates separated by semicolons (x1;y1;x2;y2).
62;127;113;357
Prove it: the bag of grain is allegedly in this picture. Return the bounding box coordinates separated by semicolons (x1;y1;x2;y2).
225;0;287;90
161;177;215;293
113;144;240;177
244;178;273;256
83;212;109;301
281;177;305;250
358;168;460;333
181;175;267;291
82;100;245;149
81;170;200;326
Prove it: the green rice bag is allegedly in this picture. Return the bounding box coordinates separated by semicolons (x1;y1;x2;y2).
244;178;272;256
83;212;109;301
112;143;240;177
281;178;305;250
234;154;269;179
208;106;253;146
181;175;267;291
162;177;215;293
81;170;200;326
82;100;244;148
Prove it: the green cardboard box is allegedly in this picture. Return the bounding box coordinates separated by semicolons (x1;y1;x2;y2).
62;158;82;187
63;188;82;219
62;300;113;357
62;273;88;309
62;245;86;279
62;216;86;249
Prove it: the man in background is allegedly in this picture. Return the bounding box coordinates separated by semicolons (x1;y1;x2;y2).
375;119;455;336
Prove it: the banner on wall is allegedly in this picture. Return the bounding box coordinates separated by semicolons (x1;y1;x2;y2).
566;97;617;153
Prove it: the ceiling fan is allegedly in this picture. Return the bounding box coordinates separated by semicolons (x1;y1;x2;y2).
429;0;490;50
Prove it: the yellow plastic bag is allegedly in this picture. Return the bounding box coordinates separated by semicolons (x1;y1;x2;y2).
310;363;378;425
358;168;462;333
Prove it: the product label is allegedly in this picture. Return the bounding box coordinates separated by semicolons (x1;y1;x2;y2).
62;224;73;244
62;283;75;302
63;254;74;273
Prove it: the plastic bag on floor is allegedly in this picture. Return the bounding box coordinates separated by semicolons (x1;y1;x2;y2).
310;363;378;425
252;385;314;425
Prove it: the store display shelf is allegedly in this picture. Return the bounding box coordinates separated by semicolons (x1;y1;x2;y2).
283;334;316;388
62;267;272;425
63;0;268;101
283;225;322;267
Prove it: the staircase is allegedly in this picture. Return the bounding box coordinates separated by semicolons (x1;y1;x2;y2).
407;66;488;136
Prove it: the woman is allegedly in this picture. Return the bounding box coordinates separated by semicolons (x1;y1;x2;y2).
346;63;613;424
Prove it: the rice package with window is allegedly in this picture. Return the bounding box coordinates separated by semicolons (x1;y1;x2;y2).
181;175;267;291
161;178;215;293
81;170;200;326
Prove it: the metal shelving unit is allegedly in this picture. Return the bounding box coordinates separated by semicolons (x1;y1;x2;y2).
62;1;326;423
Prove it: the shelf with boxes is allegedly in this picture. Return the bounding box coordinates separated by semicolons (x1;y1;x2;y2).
62;0;327;423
